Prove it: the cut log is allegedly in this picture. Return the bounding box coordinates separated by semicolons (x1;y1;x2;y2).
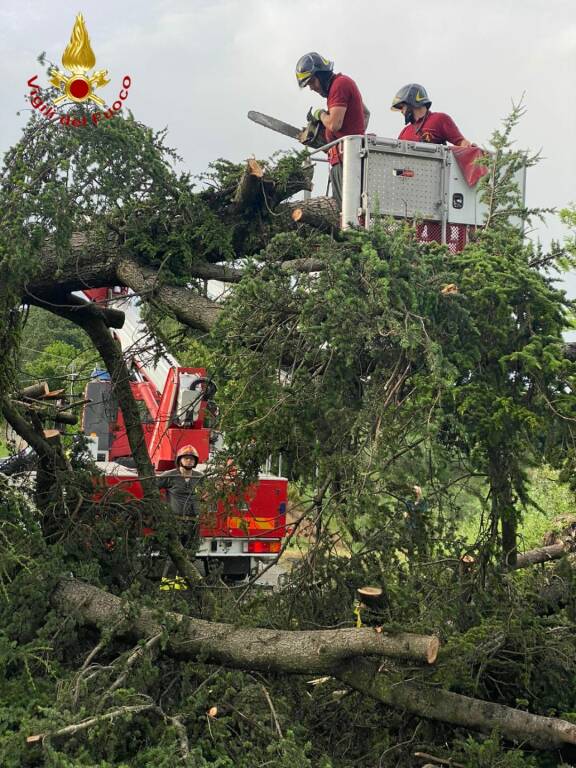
43;429;61;442
52;577;439;672
512;543;567;570
42;389;66;400
19;382;49;400
285;196;340;231
357;586;387;612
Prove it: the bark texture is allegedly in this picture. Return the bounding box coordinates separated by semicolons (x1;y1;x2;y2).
512;543;567;570
51;577;576;750
52;577;438;672
285;196;340;231
114;257;221;333
337;657;576;750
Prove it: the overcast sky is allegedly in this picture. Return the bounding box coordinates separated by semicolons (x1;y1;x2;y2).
2;0;575;292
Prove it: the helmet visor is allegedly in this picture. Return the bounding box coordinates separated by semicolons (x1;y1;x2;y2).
296;70;313;88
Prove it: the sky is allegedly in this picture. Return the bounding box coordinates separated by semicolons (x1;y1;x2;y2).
1;0;575;289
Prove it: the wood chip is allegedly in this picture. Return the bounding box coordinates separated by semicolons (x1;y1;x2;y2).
441;284;459;295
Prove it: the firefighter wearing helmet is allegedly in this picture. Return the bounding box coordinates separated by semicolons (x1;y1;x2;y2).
156;444;204;548
391;83;473;147
176;444;199;467
295;52;370;208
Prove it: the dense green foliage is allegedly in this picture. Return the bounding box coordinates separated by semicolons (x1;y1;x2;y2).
2;104;576;766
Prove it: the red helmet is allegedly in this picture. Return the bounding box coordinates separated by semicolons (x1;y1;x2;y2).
176;444;199;465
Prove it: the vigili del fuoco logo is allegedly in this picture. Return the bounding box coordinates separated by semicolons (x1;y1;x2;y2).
26;13;132;127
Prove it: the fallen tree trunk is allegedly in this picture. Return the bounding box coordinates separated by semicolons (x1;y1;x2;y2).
51;577;576;750
512;543;567;570
52;577;439;672
337;657;576;750
22;233;222;333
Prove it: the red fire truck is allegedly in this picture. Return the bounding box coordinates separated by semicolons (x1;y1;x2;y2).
81;288;287;580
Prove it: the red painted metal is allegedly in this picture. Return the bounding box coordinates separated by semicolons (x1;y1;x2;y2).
200;477;288;539
146;367;209;470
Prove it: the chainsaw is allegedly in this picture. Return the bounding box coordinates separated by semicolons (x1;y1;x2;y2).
248;110;327;149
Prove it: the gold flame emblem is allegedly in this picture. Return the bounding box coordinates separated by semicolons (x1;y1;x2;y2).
50;14;110;106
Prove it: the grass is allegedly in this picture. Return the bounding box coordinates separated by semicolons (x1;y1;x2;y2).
285;465;575;560
458;466;575;552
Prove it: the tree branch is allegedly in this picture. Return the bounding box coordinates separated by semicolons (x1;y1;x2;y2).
52;577;439;671
115;257;221;332
41;295;202;586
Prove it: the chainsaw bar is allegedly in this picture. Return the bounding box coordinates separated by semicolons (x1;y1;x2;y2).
247;111;303;141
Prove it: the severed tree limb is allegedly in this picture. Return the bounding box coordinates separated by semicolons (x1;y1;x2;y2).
19;382;49;400
337;657;576;750
233;158;265;210
50;577;576;751
27;699;189;761
52;577;439;671
27;703;155;744
282;196;340;231
512;543;568;570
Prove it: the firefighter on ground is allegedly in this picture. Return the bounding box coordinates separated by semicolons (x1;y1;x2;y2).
157;444;204;549
391;84;473;147
296;52;370;208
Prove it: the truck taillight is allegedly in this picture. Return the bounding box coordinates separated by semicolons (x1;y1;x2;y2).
246;540;282;554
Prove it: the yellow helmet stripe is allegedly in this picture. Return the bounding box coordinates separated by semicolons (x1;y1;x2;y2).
296;70;312;81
